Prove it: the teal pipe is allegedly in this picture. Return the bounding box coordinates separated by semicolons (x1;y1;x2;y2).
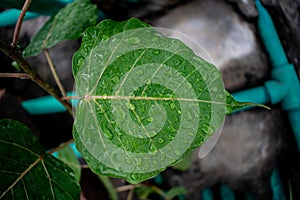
0;0;73;27
202;188;214;200
256;0;300;150
220;183;235;200
0;9;39;27
21;91;78;115
271;168;286;200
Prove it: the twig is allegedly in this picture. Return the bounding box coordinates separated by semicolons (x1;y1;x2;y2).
115;184;143;192
11;0;32;48
0;40;73;116
0;73;30;79
126;189;134;200
48;138;74;154
44;49;67;97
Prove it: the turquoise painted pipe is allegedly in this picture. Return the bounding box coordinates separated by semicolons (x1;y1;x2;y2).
0;0;73;27
0;9;39;27
271;168;286;200
256;0;300;149
22;91;78;115
202;188;214;200
220;183;235;200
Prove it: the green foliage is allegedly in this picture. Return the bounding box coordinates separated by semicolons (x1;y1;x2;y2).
165;186;187;199
0;119;80;199
57;145;81;182
23;0;97;57
98;175;118;200
72;18;252;183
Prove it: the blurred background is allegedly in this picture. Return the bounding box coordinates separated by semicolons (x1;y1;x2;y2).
0;0;299;199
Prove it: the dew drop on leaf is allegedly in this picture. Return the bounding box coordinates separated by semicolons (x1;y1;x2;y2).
158;138;165;144
124;36;141;45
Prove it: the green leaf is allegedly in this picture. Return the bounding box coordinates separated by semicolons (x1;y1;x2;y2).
0;119;80;199
172;150;193;171
57;145;81;182
72;18;256;183
98;175;118;200
225;91;269;114
0;0;70;15
165;187;187;199
23;0;97;57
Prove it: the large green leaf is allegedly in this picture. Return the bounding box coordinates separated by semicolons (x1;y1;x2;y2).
72;18;256;183
0;119;80;199
23;0;97;57
0;0;72;15
57;145;81;182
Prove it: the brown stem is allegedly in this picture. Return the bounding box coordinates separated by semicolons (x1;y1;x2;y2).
0;40;73;116
115;184;143;192
48;138;74;154
44;49;67;97
126;189;134;200
0;73;30;79
11;0;32;48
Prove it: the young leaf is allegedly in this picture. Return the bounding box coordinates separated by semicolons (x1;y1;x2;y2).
23;0;97;57
0;119;80;199
57;145;81;182
72;18;255;183
165;186;187;199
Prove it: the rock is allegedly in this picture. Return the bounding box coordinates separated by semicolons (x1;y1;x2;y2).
152;0;269;91
164;108;291;199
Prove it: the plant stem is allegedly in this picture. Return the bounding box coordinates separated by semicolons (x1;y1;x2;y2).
0;40;73;116
48;138;74;154
115;184;143;192
126;189;134;200
0;73;30;79
44;49;67;97
11;0;32;48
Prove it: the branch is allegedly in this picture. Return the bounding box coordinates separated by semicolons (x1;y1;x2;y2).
48;138;74;154
44;49;67;97
0;40;73;116
11;0;32;48
0;73;30;79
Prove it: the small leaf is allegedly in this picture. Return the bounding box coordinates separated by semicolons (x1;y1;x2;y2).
57;145;81;182
172;150;194;171
98;175;118;200
225;91;270;114
0;0;70;15
0;119;80;199
23;0;97;57
72;18;259;183
165;187;187;199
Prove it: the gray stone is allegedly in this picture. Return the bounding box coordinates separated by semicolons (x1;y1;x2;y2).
152;0;269;90
165;108;289;199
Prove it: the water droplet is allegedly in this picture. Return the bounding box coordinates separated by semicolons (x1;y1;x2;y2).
111;76;119;83
103;127;113;139
124;36;141;45
152;50;160;55
125;158;131;164
158;138;165;144
147;117;153;122
127;103;135;110
134;158;142;166
149;144;158;155
143;163;150;170
170;103;175;109
175;149;181;156
130;173;139;181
